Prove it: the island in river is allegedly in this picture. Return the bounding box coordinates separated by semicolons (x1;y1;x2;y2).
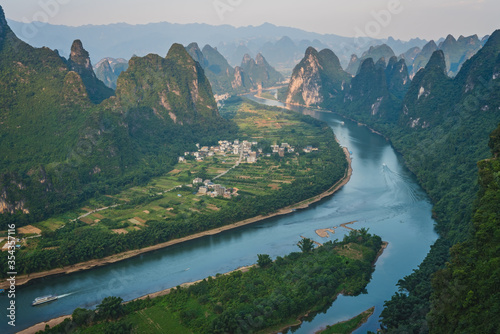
31;230;385;334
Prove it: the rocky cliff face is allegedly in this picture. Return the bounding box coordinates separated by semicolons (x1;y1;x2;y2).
286;45;410;120
231;66;247;89
386;56;411;99
286;47;323;106
408;40;438;78
186;42;208;68
0;190;29;214
345;58;392;118
68;40;114;103
286;47;351;107
0;5;229;220
195;44;236;94
406;35;483;78
454;30;500;96
186;43;284;94
439;34;482;75
401;46;421;65
95;59;114;88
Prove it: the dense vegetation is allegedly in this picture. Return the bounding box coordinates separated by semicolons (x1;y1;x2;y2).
377;32;500;333
39;230;383;334
284;28;500;333
425;125;500;333
0;97;348;277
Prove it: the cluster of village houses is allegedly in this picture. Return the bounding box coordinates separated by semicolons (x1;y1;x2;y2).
178;140;318;198
178;140;262;164
192;178;238;199
177;140;317;164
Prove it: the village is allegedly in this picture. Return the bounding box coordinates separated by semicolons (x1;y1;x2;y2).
0;139;320;252
178;139;318;199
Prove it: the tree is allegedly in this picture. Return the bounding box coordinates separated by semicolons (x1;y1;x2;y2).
97;296;124;321
72;307;95;326
298;238;315;253
103;320;133;334
257;254;272;268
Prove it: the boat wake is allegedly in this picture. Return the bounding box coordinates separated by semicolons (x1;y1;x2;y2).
382;164;421;203
57;292;74;299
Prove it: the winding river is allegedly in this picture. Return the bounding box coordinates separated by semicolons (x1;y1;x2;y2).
1;96;438;333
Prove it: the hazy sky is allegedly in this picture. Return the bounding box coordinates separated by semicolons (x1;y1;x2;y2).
1;0;498;41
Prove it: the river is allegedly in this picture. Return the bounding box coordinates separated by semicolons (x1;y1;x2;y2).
1;95;438;333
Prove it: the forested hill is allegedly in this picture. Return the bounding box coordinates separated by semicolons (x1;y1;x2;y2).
285;29;500;332
426;124;500;333
0;5;235;228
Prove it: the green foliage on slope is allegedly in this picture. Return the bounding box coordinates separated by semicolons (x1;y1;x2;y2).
284;29;500;333
0;6;235;227
426;125;500;333
362;31;500;333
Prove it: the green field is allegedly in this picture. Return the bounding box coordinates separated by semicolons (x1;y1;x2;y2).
27;98;339;238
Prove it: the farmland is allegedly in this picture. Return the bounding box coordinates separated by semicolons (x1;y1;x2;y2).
2;97;348;277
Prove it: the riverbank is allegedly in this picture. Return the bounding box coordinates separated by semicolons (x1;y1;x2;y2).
273;242;387;334
315;306;376;334
1;147;352;290
17;315;72;334
17;265;256;334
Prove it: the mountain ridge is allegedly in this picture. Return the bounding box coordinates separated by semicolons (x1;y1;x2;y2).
6;18;428;70
0;5;234;223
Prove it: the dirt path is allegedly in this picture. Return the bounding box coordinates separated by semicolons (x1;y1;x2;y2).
71;204;120;222
1;146;352;290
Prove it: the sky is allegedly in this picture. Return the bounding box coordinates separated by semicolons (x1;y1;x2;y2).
1;0;498;41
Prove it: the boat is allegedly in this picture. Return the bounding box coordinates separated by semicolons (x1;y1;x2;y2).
32;295;58;306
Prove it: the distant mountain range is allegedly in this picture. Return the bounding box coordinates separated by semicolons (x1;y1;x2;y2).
94;57;128;90
7;19;428;71
344;34;487;77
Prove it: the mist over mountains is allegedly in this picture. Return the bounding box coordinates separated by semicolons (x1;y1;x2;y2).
7;19;427;70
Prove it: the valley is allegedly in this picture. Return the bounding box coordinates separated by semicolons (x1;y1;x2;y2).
0;2;498;333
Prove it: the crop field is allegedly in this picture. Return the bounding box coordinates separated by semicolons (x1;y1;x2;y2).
26;98;339;250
